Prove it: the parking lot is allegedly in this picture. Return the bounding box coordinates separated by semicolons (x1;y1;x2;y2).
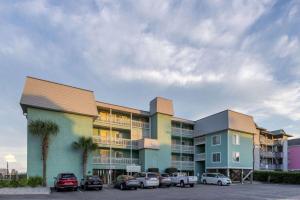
1;183;300;200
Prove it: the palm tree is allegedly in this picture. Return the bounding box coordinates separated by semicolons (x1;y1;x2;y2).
28;120;59;186
72;137;98;178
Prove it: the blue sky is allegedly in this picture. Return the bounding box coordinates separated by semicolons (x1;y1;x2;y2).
0;0;300;172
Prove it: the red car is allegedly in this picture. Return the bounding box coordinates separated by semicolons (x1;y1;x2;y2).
54;173;78;191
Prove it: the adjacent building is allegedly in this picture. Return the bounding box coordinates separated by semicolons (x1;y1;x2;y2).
20;77;293;186
288;138;300;171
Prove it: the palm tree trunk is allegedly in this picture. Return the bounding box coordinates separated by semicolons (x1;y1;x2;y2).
83;150;88;178
42;135;49;187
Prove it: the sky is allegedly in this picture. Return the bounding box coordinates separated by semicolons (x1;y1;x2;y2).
0;0;300;172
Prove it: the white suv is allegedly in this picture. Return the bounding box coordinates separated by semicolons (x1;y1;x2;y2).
201;173;231;186
135;172;159;188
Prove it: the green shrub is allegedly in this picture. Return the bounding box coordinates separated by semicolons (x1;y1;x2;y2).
27;176;43;187
0;180;10;188
254;171;300;184
165;167;178;174
148;168;159;173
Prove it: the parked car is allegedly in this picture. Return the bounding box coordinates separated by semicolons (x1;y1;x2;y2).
135;172;159;188
170;172;197;187
54;173;78;191
201;173;232;186
80;175;103;190
114;175;139;190
158;173;171;187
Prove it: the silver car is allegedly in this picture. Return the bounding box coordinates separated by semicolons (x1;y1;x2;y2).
201;173;232;186
135;172;159;188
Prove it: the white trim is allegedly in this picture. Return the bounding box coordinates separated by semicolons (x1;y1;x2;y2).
206;166;253;169
211;152;221;163
232;152;240;163
211;134;221;146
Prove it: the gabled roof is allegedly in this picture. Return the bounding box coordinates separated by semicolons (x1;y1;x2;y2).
20;77;98;118
195;110;257;135
271;129;293;137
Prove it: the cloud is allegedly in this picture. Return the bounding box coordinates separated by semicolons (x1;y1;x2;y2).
274;35;300;58
4;154;16;163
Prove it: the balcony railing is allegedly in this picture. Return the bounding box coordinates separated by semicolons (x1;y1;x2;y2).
171;144;194;154
260;164;283;170
194;153;205;161
260;151;275;157
194;136;205;145
93;156;139;165
94;117;149;130
260;137;274;145
93;136;138;149
171;161;194;170
132;120;150;129
171;127;194;138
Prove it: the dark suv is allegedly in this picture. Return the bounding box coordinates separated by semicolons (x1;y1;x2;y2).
80;176;103;190
54;173;78;191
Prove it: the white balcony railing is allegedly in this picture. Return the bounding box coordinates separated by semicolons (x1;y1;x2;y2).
194;153;206;161
93;156;139;165
132;120;150;129
260;151;275;157
93;136;138;149
171;161;194;170
171;144;194;154
260;164;283;170
171;127;194;138
194;136;205;145
95;117;149;130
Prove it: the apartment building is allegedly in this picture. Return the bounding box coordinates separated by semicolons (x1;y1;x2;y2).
288;138;300;171
20;77;292;185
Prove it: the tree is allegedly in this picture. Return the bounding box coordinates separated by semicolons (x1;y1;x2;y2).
72;137;98;178
28;120;59;186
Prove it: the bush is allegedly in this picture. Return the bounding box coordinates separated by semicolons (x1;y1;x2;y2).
254;171;300;184
165;167;178;174
148;168;159;173
0;178;28;188
27;176;43;187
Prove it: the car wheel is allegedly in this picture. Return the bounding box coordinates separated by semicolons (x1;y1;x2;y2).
74;187;78;191
140;182;144;189
217;181;222;186
99;187;102;190
190;184;194;187
203;180;207;185
55;187;59;192
180;181;184;188
134;187;137;190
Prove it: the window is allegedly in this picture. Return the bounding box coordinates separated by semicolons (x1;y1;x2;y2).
115;151;124;158
212;135;221;146
212;152;221;163
233;134;240;145
232;152;240;162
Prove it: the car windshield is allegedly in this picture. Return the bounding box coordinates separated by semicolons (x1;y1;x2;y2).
217;174;227;178
161;174;169;177
61;174;75;179
88;176;100;180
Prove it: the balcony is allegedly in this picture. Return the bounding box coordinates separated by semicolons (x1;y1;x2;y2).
132;120;150;129
194;153;205;161
171;144;194;154
194;136;205;145
260;137;274;145
93;136;138;149
260;164;283;170
94;116;150;130
93;156;139;165
171;127;194;138
171;160;194;171
260;151;275;158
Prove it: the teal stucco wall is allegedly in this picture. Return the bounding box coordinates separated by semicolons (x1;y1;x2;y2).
27;107;94;186
227;130;253;169
139;149;159;171
205;131;228;169
150;113;171;172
